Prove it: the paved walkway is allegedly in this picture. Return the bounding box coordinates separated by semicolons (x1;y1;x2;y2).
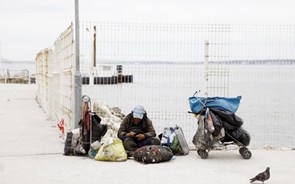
0;84;294;184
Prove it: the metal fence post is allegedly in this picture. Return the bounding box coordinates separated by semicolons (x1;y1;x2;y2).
204;40;209;98
73;0;82;129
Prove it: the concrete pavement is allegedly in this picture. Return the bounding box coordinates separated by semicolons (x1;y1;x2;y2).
0;84;294;184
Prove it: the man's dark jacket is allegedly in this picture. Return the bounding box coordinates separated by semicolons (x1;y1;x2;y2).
117;113;157;140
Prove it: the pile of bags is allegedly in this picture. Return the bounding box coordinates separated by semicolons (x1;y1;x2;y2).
192;108;251;150
64;102;128;161
63;102;190;164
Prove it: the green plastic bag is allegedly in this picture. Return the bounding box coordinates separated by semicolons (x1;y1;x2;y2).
170;135;182;155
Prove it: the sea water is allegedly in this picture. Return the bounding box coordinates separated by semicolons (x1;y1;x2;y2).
83;63;295;149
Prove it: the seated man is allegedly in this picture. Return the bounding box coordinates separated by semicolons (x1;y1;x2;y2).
117;105;161;157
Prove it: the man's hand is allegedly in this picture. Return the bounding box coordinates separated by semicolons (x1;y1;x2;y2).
126;132;136;137
135;134;145;140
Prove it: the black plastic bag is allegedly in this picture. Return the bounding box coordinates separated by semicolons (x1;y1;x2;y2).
211;108;243;128
64;132;73;155
209;110;223;136
91;114;107;142
223;127;251;146
80;114;108;152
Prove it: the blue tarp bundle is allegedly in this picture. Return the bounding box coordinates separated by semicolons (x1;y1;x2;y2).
189;96;242;114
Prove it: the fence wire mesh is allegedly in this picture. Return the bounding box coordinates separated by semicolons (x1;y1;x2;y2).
37;22;295;149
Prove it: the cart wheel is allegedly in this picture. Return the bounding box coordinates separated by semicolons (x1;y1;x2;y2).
198;150;208;159
239;147;247;155
241;149;252;159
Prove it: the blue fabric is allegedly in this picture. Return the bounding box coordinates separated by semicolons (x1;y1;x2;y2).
189;96;242;114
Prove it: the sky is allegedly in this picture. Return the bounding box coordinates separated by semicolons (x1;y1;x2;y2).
0;0;294;61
